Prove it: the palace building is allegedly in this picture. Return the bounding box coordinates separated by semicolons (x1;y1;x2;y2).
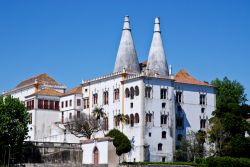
3;16;216;164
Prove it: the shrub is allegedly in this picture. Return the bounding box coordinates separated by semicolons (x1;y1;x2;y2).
196;157;250;167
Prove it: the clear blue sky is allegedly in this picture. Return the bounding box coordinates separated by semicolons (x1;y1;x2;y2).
0;0;249;103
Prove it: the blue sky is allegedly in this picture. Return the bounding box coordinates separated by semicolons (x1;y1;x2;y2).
0;0;249;103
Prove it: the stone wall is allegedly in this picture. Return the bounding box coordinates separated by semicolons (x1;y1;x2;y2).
32;142;82;164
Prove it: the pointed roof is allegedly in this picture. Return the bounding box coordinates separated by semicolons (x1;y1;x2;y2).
175;69;209;86
147;17;169;77
16;73;64;88
113;16;140;73
26;88;63;97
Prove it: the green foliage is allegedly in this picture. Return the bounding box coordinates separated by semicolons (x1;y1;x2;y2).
105;129;131;156
21;141;42;163
209;77;250;157
0;95;29;165
196;157;250;167
121;161;201;166
175;131;207;162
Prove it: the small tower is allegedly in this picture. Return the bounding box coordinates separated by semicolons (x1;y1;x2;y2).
147;17;169;77
113;16;140;73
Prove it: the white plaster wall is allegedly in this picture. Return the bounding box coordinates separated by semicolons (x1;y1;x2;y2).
11;87;35;102
82;140;109;164
34;109;61;141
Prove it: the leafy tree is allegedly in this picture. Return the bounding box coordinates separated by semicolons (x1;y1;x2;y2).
105;129;131;156
175;130;207;162
0;95;29;165
65;113;99;139
209;77;250;157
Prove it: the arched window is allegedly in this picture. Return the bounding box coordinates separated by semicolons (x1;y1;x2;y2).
161;115;167;125
135;113;139;123
125;115;130;124
158;143;163;151
162;131;166;139
130;87;134;99
125;88;130;98
146;113;152;123
93;147;99;165
130;114;134;127
103;117;109;131
135;86;139;96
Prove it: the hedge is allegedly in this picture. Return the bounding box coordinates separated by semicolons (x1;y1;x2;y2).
195;157;250;167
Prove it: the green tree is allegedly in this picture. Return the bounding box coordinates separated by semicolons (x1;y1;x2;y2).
0;95;29;165
209;77;250;157
105;129;131;156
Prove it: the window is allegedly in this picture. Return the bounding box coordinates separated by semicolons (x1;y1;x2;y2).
201;108;205;113
161;115;167;125
114;116;120;127
160;88;167;99
61;101;64;108
77;99;81;106
145;86;152;98
93;93;98;105
149;132;151;137
29;113;32;124
176;117;183;128
162;103;166;109
130;102;133;108
70;100;72;106
26;100;34;110
38;99;43;109
49;100;54;110
177;134;183;141
103;117;109;131
130;87;134;99
77;111;80;118
103;91;109;105
162;131;166;139
200;119;206;129
146;113;152;123
135;86;139;96
125;88;130;98
114;89;119;100
130;114;134;127
125;115;130;124
65;100;68;107
55;101;59;110
44;100;48;109
61;112;64;123
83;98;89;109
176;91;182;103
200;94;206;105
135;113;139;123
158;143;163;151
69;113;72;119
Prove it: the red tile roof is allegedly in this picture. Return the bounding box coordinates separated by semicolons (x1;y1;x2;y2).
175;69;210;86
63;86;82;96
27;88;63;97
16;73;63;88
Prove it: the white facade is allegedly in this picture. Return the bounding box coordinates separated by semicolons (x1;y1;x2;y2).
3;16;216;164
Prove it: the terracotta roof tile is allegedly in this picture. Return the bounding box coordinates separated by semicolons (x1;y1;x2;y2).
175;69;210;86
27;88;63;97
62;86;82;96
16;73;63;88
